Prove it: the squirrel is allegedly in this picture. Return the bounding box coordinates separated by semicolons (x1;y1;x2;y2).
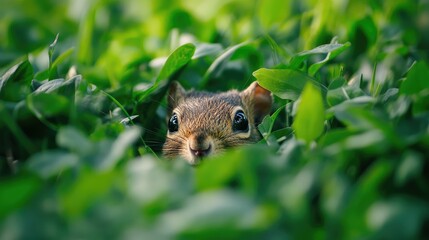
163;81;272;165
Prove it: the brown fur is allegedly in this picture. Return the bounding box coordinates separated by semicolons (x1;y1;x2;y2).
163;81;272;165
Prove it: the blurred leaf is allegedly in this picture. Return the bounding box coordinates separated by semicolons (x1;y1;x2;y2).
394;151;423;187
327;85;366;107
200;42;248;87
367;197;427;239
308;42;351;76
278;162;320;238
0;58;33;101
158;190;261;238
137;43;195;102
51;47;75;70
33;75;80;96
61;170;119;217
343;160;393;238
196;146;267;193
0;175;41;218
157;43;196;83
57;126;93;155
349;16;377;52
412;91;429;115
400;62;429;95
258;0;291;29
48;33;59;79
293;83;325;144
94;126;142;170
127;156;193;206
195;152;243;191
26;93;69;117
258;105;285;146
328;77;347;90
77;4;96;65
0;101;36;153
193;43;223;59
26;150;79;179
333;106;402;147
275;139;305;169
253;68;326;101
289;43;351;70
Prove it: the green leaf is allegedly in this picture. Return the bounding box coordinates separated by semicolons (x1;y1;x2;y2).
327;85;366;107
195;146;267;193
137;43;195;102
200;42;248;87
0;101;36;153
0;58;33;101
26;150;79;179
308;42;351;76
192;43;223;59
343;160;394;239
57;126;93;155
77;5;96;65
93;126;142;170
33;75;80;96
48;33;59;79
367;197;427;239
157;43;196;83
399;61;429;95
258;105;285;145
26;93;70;117
253;68;326;101
292;83;325;144
51;47;74;70
0;175;41;218
159;190;259;237
333;106;402;147
258;0;291;29
61;170;119;217
289;42;351;70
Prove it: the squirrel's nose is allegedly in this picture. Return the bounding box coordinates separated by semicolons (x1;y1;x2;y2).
190;145;211;158
189;134;212;158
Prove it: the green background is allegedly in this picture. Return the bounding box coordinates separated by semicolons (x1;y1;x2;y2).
1;0;429;239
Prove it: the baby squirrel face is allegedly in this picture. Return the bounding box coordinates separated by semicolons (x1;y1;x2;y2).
163;81;272;165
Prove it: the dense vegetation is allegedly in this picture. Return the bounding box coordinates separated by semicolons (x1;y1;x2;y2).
1;0;429;239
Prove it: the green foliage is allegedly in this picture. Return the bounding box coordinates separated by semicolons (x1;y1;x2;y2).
292;83;325;144
1;0;429;239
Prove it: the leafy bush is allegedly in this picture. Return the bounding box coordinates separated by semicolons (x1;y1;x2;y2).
1;0;429;239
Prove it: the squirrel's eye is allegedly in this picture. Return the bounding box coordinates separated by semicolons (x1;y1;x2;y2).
233;110;249;132
168;113;179;132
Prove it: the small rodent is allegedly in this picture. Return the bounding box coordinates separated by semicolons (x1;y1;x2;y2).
163;81;272;165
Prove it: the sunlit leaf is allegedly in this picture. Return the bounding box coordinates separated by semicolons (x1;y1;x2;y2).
193;43;223;59
293;83;325;144
289;42;351;70
137;43;196;102
308;42;351;76
157;43;196;83
253;68;326;101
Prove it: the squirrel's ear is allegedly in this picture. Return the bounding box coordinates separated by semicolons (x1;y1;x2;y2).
242;82;273;124
168;81;186;111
